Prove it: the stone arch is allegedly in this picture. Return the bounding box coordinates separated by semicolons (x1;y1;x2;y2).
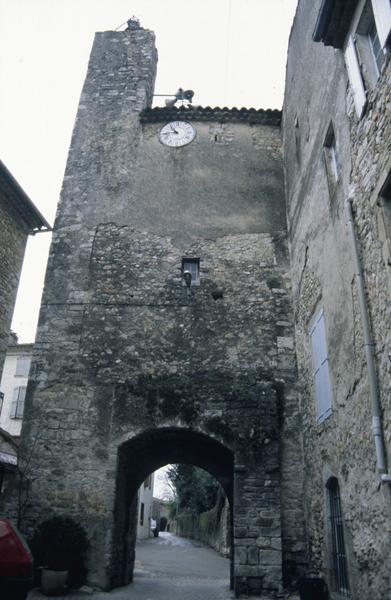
109;426;234;588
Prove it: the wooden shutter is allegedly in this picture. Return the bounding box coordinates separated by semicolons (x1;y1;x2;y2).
16;387;26;418
310;311;333;422
344;36;367;117
10;387;19;418
372;0;391;48
15;356;30;377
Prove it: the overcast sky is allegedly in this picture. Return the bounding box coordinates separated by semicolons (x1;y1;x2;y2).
0;0;297;342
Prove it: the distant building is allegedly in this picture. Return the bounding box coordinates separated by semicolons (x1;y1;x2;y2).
152;497;171;531
0;160;50;376
0;343;33;438
137;474;154;539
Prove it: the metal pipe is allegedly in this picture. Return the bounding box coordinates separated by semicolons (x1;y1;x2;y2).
345;197;390;481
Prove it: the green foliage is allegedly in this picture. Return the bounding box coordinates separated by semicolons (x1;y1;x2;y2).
31;515;89;587
167;464;220;515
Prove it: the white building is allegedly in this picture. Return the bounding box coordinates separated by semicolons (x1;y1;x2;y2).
0;343;33;438
137;473;155;539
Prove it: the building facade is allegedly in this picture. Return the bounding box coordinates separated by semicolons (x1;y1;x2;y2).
16;20;305;597
0;161;50;376
137;474;154;540
0;343;33;438
283;1;391;598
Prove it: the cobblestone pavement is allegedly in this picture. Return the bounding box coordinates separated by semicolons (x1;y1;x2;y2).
27;532;299;600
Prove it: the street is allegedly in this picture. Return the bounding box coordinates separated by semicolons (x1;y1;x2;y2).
28;532;233;599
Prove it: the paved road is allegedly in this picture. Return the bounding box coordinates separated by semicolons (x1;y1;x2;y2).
28;532;299;599
28;532;233;599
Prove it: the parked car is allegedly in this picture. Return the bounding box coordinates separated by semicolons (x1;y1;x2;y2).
0;519;34;599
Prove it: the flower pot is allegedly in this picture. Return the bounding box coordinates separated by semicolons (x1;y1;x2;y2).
41;568;68;596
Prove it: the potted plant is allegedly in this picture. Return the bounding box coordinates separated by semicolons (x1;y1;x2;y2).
30;515;88;596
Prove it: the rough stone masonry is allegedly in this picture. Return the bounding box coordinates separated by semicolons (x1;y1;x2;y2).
18;22;305;595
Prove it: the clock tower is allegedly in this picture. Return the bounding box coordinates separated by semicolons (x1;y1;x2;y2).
20;19;305;596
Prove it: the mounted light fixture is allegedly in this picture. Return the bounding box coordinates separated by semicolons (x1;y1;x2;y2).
183;270;192;288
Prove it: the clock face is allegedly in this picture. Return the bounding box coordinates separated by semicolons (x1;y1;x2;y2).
159;121;196;147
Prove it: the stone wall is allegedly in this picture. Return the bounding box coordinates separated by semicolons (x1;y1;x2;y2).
16;21;305;597
0;197;28;375
283;1;391;598
176;493;231;557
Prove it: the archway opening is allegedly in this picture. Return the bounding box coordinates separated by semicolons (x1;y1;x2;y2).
110;427;234;589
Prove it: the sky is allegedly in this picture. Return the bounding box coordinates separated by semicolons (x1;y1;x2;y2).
0;0;297;342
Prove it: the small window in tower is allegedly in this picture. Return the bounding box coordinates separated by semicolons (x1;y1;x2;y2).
379;170;391;260
140;502;145;526
182;258;200;286
323;123;339;196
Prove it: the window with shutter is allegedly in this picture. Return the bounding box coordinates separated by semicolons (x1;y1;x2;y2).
344;1;390;117
15;356;31;377
10;387;26;419
310;310;333;423
344;36;367;117
372;0;391;48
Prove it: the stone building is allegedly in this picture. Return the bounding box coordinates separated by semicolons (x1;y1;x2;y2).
283;0;391;598
14;2;391;599
17;19;304;597
0;161;50;377
136;473;154;540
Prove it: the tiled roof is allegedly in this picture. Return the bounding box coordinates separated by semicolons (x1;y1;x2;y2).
0;160;51;233
140;106;281;126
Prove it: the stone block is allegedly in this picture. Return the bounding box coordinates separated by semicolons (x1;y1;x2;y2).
236;546;247;565
248;545;259;565
259;548;281;566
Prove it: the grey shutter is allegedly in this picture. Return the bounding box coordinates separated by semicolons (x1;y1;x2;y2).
15;356;30;377
310;311;332;422
344;36;367;118
16;387;26;418
10;387;19;418
372;0;391;48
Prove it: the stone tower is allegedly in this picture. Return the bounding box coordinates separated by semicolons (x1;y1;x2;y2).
20;21;305;595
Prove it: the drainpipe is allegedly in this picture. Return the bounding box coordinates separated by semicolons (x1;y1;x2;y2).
345;196;391;483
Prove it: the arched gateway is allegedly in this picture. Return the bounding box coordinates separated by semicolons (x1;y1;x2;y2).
111;428;234;588
17;19;306;597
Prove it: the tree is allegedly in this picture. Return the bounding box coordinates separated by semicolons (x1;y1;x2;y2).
166;464;220;515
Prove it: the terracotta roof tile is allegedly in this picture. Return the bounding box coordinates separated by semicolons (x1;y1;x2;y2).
140;106;281;126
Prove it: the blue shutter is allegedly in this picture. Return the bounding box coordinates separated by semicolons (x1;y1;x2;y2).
310;311;333;422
